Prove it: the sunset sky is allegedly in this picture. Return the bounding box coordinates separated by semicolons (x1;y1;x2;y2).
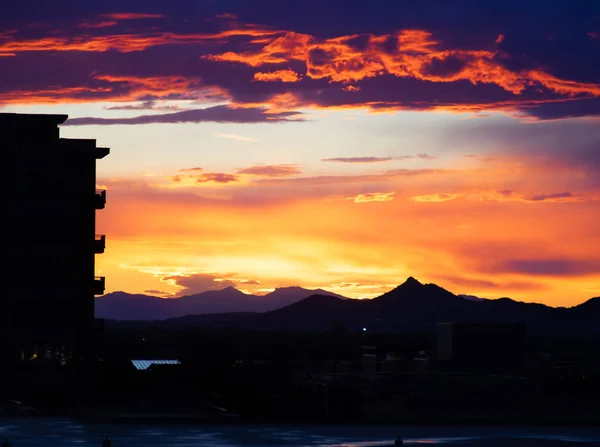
2;0;599;305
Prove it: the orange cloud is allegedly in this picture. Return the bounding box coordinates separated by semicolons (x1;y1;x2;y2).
349;192;396;203
167;172;241;186
207;29;600;98
93;74;202;97
0;85;114;104
0;28;280;54
195;173;239;183
526;71;600;96
2;22;598;114
411;190;596;204
0;74;213;105
207;31;313;66
237;164;302;177
253;69;301;82
411;193;463;203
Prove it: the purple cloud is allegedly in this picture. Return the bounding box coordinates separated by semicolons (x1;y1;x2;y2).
497;259;600;277
322;157;394;163
196;173;238;183
528;192;575;202
237;164;302;177
322;154;436;163
105;100;181;111
437;275;546;291
62;105;305;125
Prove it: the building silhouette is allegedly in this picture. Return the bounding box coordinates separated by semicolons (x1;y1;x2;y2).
4;113;109;369
437;322;526;374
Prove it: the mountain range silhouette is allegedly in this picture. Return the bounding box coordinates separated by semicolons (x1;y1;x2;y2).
96;277;599;335
96;286;346;320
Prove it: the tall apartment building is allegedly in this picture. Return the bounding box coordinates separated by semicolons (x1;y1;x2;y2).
4;113;109;366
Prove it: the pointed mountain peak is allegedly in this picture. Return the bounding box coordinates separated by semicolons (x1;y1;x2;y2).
375;276;457;304
402;276;423;287
392;277;424;293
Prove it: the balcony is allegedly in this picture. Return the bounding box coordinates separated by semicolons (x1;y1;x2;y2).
93;276;105;295
94;234;106;254
94;189;106;209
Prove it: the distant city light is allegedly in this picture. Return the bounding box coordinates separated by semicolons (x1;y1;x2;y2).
362;327;367;332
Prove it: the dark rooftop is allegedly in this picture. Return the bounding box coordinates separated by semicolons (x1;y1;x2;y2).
0;112;68;126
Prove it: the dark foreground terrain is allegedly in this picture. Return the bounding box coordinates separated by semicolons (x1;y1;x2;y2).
4;324;600;426
1;419;600;446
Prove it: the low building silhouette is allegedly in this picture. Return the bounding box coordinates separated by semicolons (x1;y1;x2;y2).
5;113;108;376
437;322;526;374
361;344;378;373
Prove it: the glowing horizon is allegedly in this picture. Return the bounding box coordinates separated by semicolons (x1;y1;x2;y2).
2;2;599;306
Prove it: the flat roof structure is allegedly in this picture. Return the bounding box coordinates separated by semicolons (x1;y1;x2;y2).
131;360;182;371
